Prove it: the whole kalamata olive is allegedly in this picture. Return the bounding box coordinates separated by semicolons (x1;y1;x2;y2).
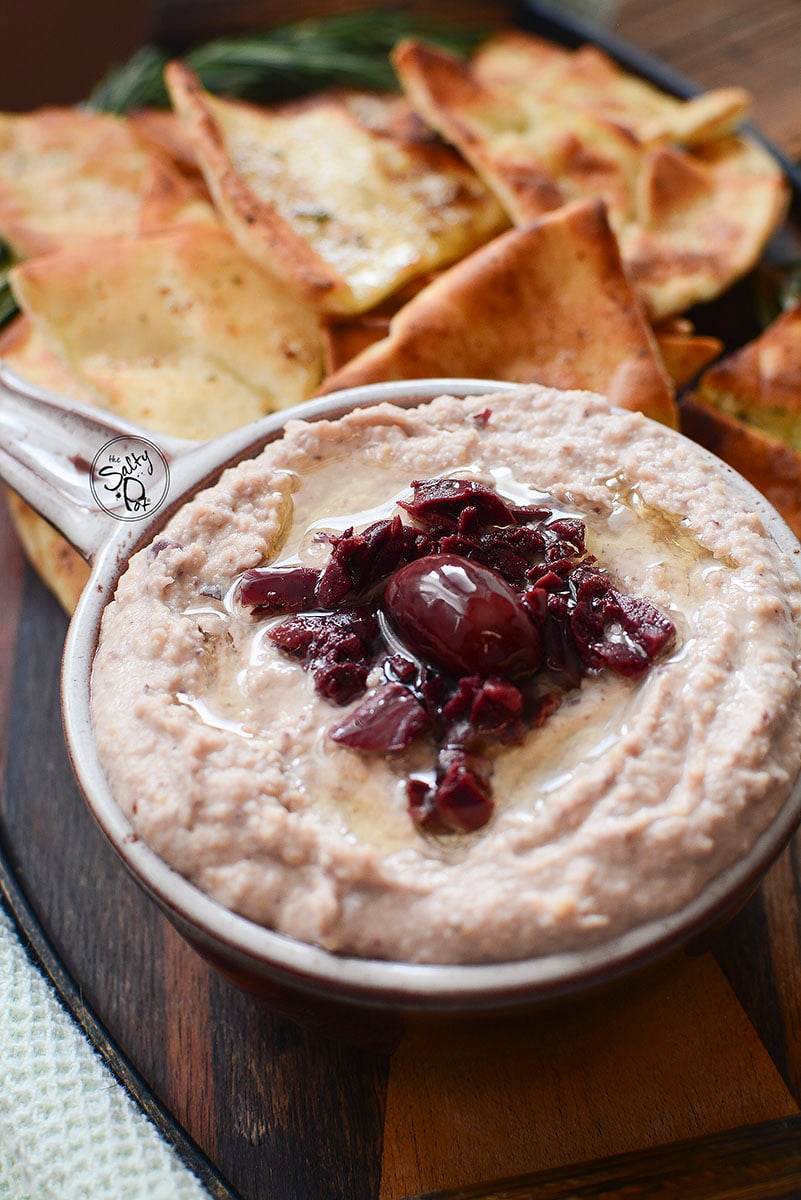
384;554;542;679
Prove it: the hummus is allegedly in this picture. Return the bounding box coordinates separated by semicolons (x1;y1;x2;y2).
90;387;801;963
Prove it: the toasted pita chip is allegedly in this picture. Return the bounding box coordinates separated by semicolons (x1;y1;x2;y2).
680;397;801;538
0;107;159;257
0;312;98;405
678;303;801;536
324;313;391;375
6;490;89;613
0;316;96;611
165;63;508;315
393;38;640;236
3;224;325;611
9;225;326;437
690;301;801;443
473;32;750;146
137;156;219;233
128;107;205;177
393;39;788;320
322;271;440;374
319;198;677;427
620;136;789;318
652;322;722;389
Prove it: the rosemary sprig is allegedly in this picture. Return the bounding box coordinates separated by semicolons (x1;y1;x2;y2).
87;45;170;115
0;241;17;332
0;281;16;329
89;9;486;114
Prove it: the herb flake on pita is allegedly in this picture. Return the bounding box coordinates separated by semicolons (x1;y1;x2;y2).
165;62;508;315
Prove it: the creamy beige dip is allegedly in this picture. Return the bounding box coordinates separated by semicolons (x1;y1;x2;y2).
90;387;801;963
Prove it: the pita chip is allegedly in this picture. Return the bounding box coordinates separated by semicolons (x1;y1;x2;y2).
392;38;640;236
621;135;789;318
137;156;219;234
319;198;677;428
472;32;750;146
0;107;158;257
393;38;788;320
9;224;326;438
4;225;325;611
165;63;508;315
129;107;206;178
678;302;801;536
652;319;722;389
690;301;801;444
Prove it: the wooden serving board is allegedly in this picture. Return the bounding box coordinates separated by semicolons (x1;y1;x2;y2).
1;521;800;1199
2;4;801;1197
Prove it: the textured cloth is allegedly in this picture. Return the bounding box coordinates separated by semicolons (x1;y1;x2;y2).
0;903;214;1200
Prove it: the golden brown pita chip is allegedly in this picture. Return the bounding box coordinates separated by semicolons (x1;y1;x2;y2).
0;107;156;257
393;39;788;320
130;108;218;234
322;271;440;374
473;32;750;146
319;198;677;427
128;107;205;177
679;303;801;537
9;225;326;437
137;156;219;233
690;301;801;442
620;135;789;318
324;313;391;376
3;224;325;612
165;63;508;315
393;38;639;235
652;321;722;389
6;490;89;613
0;311;97;405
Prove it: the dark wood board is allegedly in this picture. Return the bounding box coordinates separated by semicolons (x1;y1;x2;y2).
0;565;388;1200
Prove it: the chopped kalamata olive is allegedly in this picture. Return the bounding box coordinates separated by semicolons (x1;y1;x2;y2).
239;565;320;612
399;477;519;528
314;660;370;705
441;675;525;744
383;654;420;686
384;554;543;680
546;518;586;552
522;586;549;624
571;571;675;679
434;759;494;832
329;683;430;752
541;614;584;688
409;749;494;833
316;516;407;605
268;608;381;704
248;474;676;837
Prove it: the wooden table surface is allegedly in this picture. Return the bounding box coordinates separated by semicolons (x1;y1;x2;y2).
1;3;801;1199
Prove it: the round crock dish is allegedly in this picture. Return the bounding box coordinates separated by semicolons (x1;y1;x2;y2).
56;379;801;1012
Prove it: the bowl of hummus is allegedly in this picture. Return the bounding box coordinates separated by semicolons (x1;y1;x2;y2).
7;374;801;1012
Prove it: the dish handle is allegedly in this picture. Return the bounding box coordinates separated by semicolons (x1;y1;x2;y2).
0;363;191;563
